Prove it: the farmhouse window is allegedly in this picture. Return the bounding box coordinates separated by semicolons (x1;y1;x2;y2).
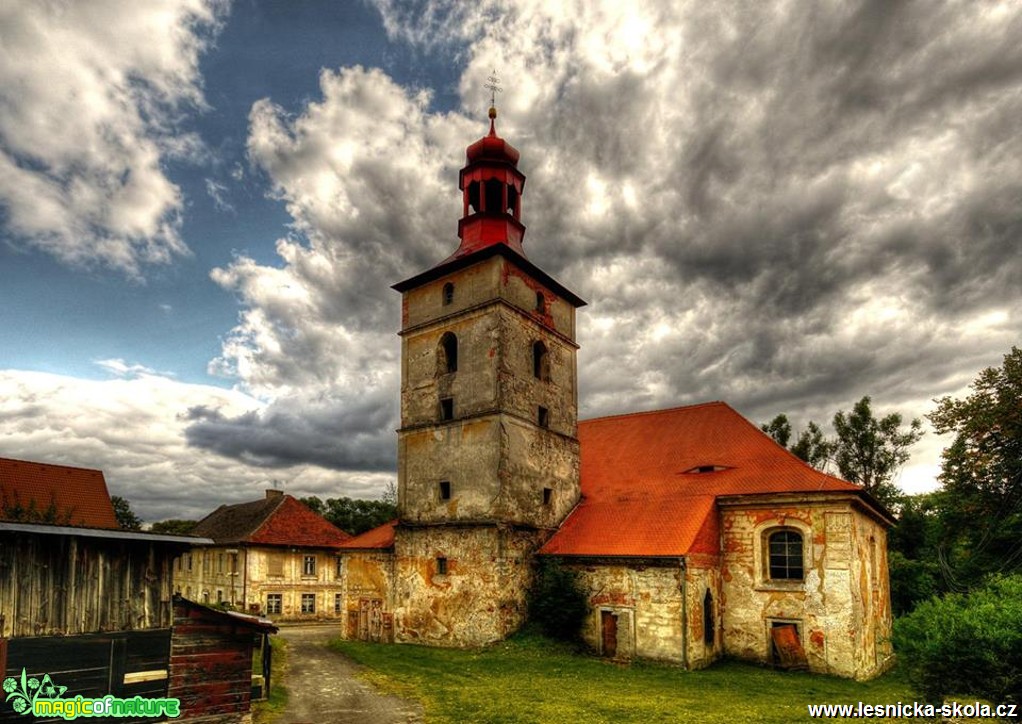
335;557;343;578
335;594;343;614
767;529;804;581
301;593;316;614
303;555;317;577
267;594;282;615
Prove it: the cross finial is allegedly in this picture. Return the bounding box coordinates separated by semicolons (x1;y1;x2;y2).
485;70;502;120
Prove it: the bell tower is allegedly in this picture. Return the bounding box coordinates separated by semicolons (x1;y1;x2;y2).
390;104;585;646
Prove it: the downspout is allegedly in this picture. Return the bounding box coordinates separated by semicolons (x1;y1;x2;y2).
679;556;688;670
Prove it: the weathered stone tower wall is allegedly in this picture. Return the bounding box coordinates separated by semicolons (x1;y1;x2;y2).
392;253;582;645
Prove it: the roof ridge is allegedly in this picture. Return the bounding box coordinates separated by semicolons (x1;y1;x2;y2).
0;456;102;474
579;400;728;425
246;494;289;542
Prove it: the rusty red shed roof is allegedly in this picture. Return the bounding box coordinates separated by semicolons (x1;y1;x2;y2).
540;402;871;558
0;456;119;529
339;519;397;550
193;493;352;548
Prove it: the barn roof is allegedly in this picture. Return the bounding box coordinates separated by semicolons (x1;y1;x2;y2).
338;519;397;550
539;401;885;558
193;492;352;548
0;456;119;529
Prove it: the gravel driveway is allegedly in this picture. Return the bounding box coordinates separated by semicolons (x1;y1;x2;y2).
274;624;424;724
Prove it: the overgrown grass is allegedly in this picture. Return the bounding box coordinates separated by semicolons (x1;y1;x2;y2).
252;636;288;723
330;632;925;723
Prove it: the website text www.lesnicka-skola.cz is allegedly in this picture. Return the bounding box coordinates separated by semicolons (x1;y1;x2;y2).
807;701;1018;719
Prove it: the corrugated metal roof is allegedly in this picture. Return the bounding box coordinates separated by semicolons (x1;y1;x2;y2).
540;402;862;557
0;456;119;529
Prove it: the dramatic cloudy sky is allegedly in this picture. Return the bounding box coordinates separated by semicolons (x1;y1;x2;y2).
2;0;1019;522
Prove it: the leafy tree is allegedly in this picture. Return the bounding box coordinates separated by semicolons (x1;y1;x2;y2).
110;495;142;530
886;492;943;615
300;495;397;536
761;414;833;471
928;346;1022;587
529;557;588;642
150;519;198;535
761;414;792;448
831;396;923;509
790;421;836;471
893;574;1022;703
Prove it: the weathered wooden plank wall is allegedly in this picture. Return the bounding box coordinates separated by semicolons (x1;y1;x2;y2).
0;629;171;723
0;533;175;638
167;604;258;724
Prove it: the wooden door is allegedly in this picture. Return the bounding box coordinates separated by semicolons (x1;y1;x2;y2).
601;610;618;658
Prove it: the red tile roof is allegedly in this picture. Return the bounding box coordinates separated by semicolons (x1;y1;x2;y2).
539;402;867;558
339;519;397;550
0;457;119;529
193;493;352;548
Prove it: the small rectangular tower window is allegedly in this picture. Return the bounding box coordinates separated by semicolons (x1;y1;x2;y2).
438;480;452;501
436;557;448;575
440;397;454;420
543;487;553;506
537;406;549;428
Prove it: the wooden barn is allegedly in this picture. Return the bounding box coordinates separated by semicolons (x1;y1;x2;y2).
0;457;275;723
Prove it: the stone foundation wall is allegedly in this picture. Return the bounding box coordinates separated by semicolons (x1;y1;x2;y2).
393;525;543;646
566;558;685;663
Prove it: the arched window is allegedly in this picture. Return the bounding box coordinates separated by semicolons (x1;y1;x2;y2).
703;589;715;646
507;184;519;215
442;282;454;305
437;332;458;374
767;529;804;581
467;182;480;213
532;340;549;381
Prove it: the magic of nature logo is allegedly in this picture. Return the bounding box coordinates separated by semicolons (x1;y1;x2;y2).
3;668;180;719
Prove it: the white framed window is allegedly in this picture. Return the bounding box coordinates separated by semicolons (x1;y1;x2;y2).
267;593;282;615
303;555;317;577
301;593;316;614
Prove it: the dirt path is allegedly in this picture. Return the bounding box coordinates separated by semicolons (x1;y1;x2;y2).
274;624;424;724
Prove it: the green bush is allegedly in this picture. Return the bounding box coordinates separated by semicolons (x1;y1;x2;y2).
893;574;1022;703
528;557;588;641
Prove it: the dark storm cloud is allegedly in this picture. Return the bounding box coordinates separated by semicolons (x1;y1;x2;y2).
184;391;398;472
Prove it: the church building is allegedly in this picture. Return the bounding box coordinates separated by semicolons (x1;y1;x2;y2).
338;108;894;680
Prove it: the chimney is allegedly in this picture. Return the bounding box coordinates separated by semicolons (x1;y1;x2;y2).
266;490;284;500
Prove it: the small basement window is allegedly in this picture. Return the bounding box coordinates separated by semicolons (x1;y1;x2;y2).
438;480;452;501
537;406;549;428
440;397;454;421
436;557;448;576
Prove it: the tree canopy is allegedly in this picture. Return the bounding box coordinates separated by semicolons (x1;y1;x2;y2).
832;396;923;508
928;346;1022;587
111;495;142;530
300;495;397;536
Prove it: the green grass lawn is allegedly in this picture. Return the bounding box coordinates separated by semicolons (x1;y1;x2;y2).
330;632;929;723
